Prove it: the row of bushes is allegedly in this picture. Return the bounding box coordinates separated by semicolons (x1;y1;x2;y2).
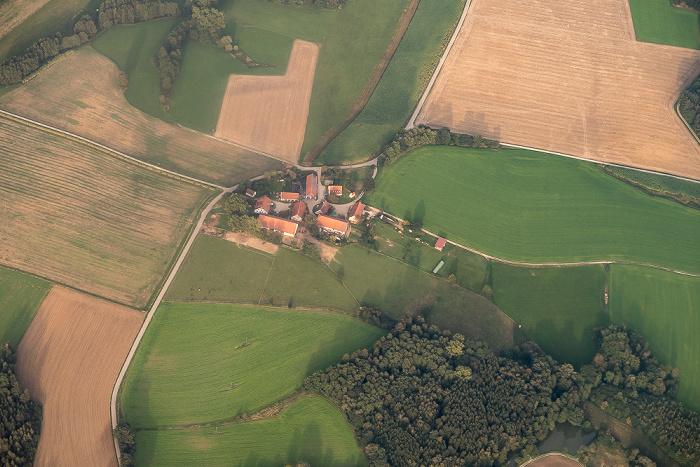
0;0;179;85
263;0;346;9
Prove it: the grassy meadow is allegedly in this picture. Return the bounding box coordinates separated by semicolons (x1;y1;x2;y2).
318;0;463;164
134;396;364;467
365;146;700;274
628;0;700;49
121;302;384;428
491;264;609;369
221;0;412;158
609;265;700;412
92;19;294;133
0;267;51;347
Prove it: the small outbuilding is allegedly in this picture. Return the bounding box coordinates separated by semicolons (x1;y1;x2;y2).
245;188;257;197
435;237;447;251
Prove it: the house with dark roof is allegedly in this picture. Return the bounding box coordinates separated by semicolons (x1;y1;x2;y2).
317;214;349;237
259;214;299;237
434;237;447;251
305;173;318;199
348;201;365;224
280;192;300;202
254;195;272;215
290;201;307;222
245;188;256;197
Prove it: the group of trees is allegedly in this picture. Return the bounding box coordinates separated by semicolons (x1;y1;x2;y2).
0;0;179;85
113;422;136;467
677;78;700;136
305;320;700;466
671;0;700;12
263;0;346;10
381;126;500;165
0;344;41;466
224;193;285;244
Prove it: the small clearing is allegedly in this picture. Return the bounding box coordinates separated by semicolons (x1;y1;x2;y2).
16;287;143;467
417;0;700;180
215;40;319;163
223;231;279;255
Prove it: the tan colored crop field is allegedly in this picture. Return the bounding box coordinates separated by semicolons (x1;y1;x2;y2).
16;287;143;467
417;0;700;180
0;0;51;43
215;40;319;164
0;47;281;186
0;116;212;307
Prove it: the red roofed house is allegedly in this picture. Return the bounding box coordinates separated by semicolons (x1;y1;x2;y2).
328;185;342;196
259;214;299;237
290;201;307;222
280;192;300;202
254;195;272;214
305;173;318;199
348;201;365;224
435;237;447;251
318;200;330;215
317;214;349;237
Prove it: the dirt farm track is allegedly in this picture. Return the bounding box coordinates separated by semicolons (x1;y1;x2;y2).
215;40;319;163
417;0;700;180
16;287;143;467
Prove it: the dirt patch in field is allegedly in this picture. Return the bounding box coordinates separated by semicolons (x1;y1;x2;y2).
0;47;281;186
417;0;700;180
224;231;279;255
16;287;143;467
0;0;51;44
215;40;319;163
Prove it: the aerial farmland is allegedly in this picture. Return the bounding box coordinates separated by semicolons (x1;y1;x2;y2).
1;0;700;465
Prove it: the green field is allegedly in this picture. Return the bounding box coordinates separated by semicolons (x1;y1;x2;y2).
491;264;609;368
365;146;700;274
0;267;51;347
331;244;515;350
318;0;463;164
221;0;411;158
122;302;384;428
610;265;700;412
603;165;700;198
134;396;364;466
165;236;357;311
628;0;700;49
92;19;294;133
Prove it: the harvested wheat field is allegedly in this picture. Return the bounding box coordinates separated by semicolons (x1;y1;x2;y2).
0;47;281;186
16;287;143;467
0;116;211;307
215;40;319;163
417;0;700;180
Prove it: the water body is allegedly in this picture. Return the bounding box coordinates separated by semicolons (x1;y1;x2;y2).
507;423;597;465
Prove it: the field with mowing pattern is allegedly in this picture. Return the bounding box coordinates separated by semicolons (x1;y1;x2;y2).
365;146;700;274
610;265;700;412
629;0;700;49
0;116;212;307
134;396;364;467
0;266;51;347
318;0;463;164
491;264;609;369
0;47;281;186
121;303;384;428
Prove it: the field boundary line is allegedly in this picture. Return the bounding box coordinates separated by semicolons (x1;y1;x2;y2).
0;109;225;190
109;191;225;464
258;255;277;305
675;100;700;146
368;207;700;278
406;0;472;129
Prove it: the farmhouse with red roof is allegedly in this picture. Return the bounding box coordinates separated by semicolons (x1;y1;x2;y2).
435;237;447;251
259;214;299;237
254;195;272;214
305;173;318;199
328;185;342;196
317;214;349;237
280;192;300;202
290;201;307;222
348;201;364;224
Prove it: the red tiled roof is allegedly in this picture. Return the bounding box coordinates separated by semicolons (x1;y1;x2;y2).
348;201;364;220
255;195;272;212
306;173;317;197
280;192;300;201
435;237;447;250
328;185;342;195
259;214;299;236
291;201;307;218
319;201;330;214
317;214;348;235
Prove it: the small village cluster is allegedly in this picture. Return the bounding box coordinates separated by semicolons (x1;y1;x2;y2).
245;172;366;239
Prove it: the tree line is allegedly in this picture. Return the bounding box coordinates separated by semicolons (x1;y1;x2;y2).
0;0;179;85
0;344;41;466
305;320;700;466
381;125;500;166
678;76;700;136
262;0;346;10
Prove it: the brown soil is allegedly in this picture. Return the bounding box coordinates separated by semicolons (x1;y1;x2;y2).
0;47;281;186
526;454;583;467
0;115;210;308
417;0;700;180
301;0;421;165
16;287;143;467
215;40;319;164
0;0;51;44
224;231;279;255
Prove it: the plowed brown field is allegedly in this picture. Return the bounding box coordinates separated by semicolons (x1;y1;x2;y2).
215;40;319;163
16;287;143;467
417;0;700;180
0;47;281;186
